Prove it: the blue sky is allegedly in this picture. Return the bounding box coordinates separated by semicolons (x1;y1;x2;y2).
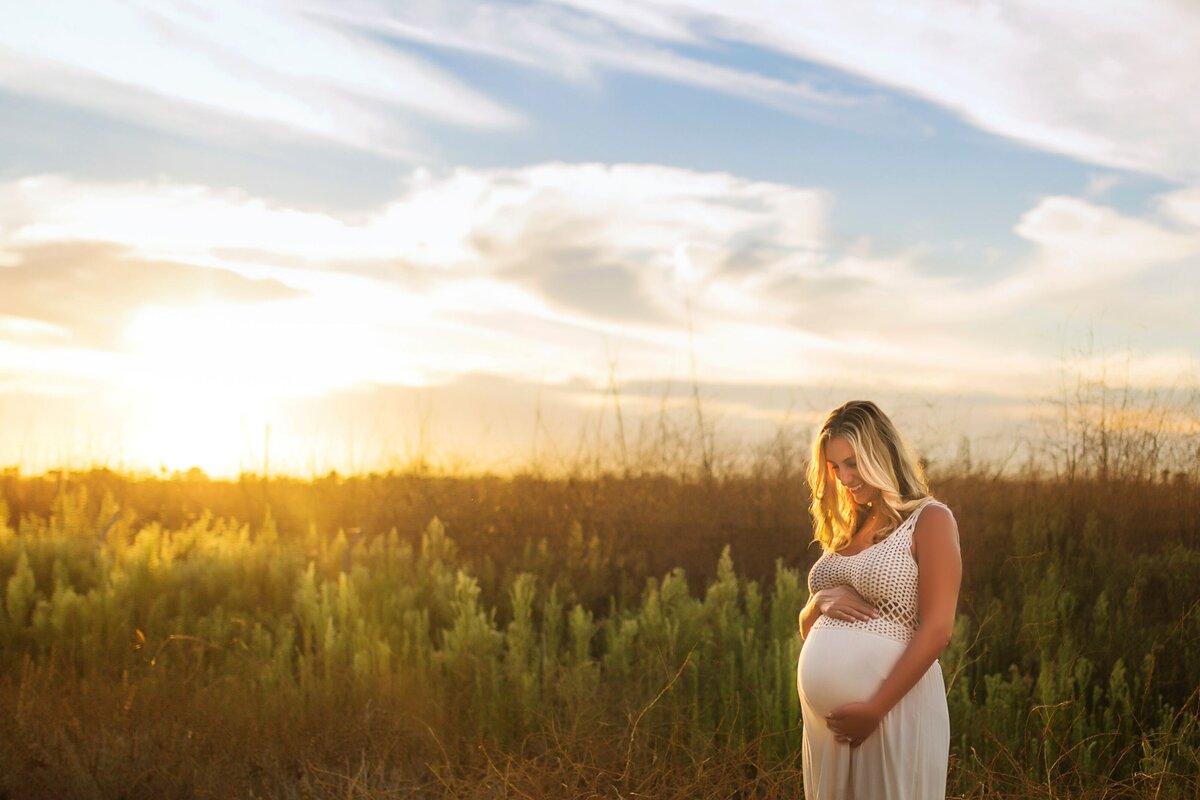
0;0;1197;477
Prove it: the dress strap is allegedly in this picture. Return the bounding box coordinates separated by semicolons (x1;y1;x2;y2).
896;497;939;536
905;497;956;548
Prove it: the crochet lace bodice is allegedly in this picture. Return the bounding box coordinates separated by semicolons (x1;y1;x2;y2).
807;497;948;644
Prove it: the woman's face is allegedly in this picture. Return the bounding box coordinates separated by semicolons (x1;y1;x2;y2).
825;435;881;506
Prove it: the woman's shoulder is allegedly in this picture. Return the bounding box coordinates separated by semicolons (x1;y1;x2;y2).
919;496;954;516
899;496;952;524
912;497;959;543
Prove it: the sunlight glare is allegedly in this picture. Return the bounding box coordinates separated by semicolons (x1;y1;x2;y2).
119;299;394;475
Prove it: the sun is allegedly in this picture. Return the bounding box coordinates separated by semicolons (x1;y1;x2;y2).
104;262;484;476
118;300;359;477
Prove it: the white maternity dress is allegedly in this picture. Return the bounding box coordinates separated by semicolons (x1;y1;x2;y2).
796;497;951;800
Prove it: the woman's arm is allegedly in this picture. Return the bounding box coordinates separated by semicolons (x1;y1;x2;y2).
799;586;881;639
825;505;962;745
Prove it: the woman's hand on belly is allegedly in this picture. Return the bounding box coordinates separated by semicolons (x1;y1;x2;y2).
815;585;881;623
825;700;884;747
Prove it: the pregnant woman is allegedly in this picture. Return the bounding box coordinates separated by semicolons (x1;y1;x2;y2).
796;400;962;799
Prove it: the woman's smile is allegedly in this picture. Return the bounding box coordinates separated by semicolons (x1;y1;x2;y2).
845;479;872;499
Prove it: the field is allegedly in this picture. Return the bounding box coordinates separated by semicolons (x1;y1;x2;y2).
1;415;1199;798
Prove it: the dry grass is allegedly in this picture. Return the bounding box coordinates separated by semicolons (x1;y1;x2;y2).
1;356;1198;799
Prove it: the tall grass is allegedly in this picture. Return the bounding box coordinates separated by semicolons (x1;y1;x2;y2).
1;363;1198;798
1;464;1197;797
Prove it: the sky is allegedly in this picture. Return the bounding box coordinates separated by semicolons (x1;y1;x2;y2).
1;0;1198;478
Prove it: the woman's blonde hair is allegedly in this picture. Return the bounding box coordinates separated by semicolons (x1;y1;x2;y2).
806;400;931;552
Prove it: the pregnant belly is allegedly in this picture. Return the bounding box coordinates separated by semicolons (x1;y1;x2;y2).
796;625;907;719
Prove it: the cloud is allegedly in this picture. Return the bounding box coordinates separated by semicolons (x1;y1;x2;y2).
453;162;831;323
2;165;1196;404
0;240;304;349
0;0;523;158
10;1;1193;184
0;162;1197;476
315;1;888;127
568;0;1200;180
996;195;1200;304
354;0;1200;181
5;1;1195;184
1158;185;1200;229
1;167;831;328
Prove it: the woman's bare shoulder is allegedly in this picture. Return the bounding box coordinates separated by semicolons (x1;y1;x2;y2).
914;501;959;546
923;499;955;516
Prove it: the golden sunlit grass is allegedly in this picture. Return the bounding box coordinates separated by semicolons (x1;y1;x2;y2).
0;357;1198;799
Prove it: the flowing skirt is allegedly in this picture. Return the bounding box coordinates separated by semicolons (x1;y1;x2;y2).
797;625;949;799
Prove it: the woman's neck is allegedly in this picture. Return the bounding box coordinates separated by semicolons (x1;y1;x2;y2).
855;506;884;537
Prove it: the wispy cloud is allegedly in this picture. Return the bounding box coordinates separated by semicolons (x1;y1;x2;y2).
722;0;1200;180
11;1;1194;181
353;0;1200;181
315;1;888;127
0;0;524;158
